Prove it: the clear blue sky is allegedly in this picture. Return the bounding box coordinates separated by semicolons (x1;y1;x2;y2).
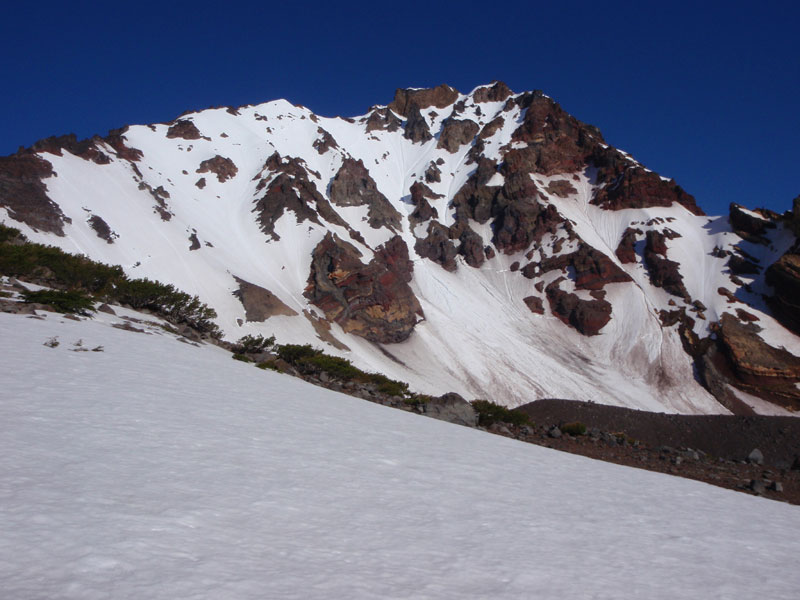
1;1;797;216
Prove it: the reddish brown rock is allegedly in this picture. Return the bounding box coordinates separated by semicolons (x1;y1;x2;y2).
709;313;800;410
523;295;544;314
166;119;202;140
233;276;298;321
437;118;479;153
388;85;460;117
103;128;143;162
472;81;513;103
477;116;505;141
592;156;704;215
546;278;612;336
0;153;70;235
644;230;689;299
414;221;458;271
539;243;633;290
195;177;206;189
729;203;776;244
408;181;440;223
424;162;442;184
329;158;402;230
544;179;577;198
196;155;238;182
29;134;110;165
766;252;800;334
615;227;642;264
457;227;486;268
403;104;433;143
313;128;339;154
305;233;423;343
365;108;402;133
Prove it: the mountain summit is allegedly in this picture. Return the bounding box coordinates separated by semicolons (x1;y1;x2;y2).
2;82;799;414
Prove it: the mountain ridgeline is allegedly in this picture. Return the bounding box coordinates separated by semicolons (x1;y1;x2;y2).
1;82;799;415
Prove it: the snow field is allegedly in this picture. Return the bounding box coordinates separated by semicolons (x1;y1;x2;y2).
1;311;800;599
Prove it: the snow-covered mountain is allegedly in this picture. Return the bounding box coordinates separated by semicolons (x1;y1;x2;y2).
2;82;799;414
3;309;800;600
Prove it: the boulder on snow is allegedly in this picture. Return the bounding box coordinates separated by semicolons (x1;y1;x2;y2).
423;393;478;427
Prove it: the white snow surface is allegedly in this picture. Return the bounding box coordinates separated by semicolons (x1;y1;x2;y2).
2;311;800;599
3;87;798;414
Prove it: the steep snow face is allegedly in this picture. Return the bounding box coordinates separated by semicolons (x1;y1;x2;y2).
1;84;798;414
2;311;800;600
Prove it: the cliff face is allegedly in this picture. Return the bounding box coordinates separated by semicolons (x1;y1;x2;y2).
1;82;798;414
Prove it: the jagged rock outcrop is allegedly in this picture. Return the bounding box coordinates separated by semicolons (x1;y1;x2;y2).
766;251;800;334
437;118;479;153
329;158;402;230
88;215;115;243
403;105;433;143
388;85;459;117
196;155;238;182
472;81;513;104
644;230;689;299
545;278;612;336
305;233;422;343
365;108;402;133
704;314;800;411
313;128;339;154
0;153;70;235
615;227;641;263
537;243;632;290
415;221;457;271
408;181;439;223
166;119;203;140
233;276;298;321
729;203;776;244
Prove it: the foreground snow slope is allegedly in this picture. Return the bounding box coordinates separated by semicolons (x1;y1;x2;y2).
2;312;799;599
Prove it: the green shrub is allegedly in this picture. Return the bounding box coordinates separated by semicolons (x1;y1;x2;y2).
0;223;23;243
275;343;319;365
471;400;530;427
21;289;95;315
234;333;275;354
561;422;587;436
232;353;253;363
256;361;281;371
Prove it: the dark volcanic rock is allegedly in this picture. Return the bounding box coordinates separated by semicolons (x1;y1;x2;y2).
729;203;775;244
329;158;402;230
415;221;458;271
103;127;143;162
196;155;238;182
437;118;479;153
456;227;486;268
472;81;513;103
188;232;201;250
766;252;800;334
305;233;423;343
545;278;612;336
615;227;642;264
545;179;577;198
592;156;704;215
644;230;689;299
523;295;545;314
477;116;505;141
539;242;632;290
0;153;70;235
88;215;115;243
403;104;433;144
365;108;402;133
166;119;202;140
728;253;761;275
388;84;459;117
233;276;298;321
313;128;339;154
408;181;440;223
29;134;110;165
706;313;800;411
424;162;442;184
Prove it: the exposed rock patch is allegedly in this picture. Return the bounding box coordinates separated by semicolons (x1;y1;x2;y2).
365;108;402;133
403;105;433;143
196;155;238;182
233;276;298;321
415;221;458;271
313;128;339;154
545;179;577;198
523;295;545;314
424;162;442;183
538;242;633;290
615;227;642;263
329;158;401;230
766;251;800;334
305;233;422;343
387;85;460;117
729;203;776;244
0;153;70;235
437;118;479;153
472;81;513;103
643;230;688;299
88;215;115;243
545;278;612;336
166;119;203;140
408;181;440;223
